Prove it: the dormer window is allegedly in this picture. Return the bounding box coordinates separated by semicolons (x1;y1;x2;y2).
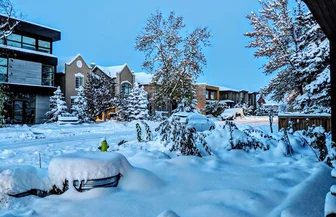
75;73;84;89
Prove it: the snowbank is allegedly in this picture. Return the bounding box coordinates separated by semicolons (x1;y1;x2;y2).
268;163;333;217
0;166;50;209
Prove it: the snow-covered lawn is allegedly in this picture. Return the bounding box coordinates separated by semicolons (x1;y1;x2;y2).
0;117;332;217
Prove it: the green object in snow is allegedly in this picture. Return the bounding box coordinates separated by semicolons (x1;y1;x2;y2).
99;139;109;152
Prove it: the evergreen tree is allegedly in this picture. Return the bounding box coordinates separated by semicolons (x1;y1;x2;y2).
245;0;309;103
119;83;149;121
45;86;69;122
71;86;90;122
245;0;330;112
84;73;116;120
173;83;199;113
293;11;330;113
135;11;211;111
173;98;198;113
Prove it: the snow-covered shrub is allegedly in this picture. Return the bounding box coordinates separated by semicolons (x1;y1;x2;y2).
302;125;328;161
45;87;69;122
276;139;294;157
276;129;294;156
204;101;227;117
155;118;212;157
135;121;152;142
223;122;270;151
235;103;254;115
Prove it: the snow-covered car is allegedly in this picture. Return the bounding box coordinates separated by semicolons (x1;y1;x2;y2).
220;108;237;120
171;112;215;131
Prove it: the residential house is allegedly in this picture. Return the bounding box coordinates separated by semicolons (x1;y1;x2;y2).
91;63;135;96
196;83;258;112
196;83;220;111
56;54;91;108
219;86;258;108
57;55;136;120
0;15;61;124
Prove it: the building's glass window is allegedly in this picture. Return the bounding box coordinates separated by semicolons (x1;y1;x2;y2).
42;64;55;86
7;33;21;48
0;57;8;82
38;40;51;53
210;91;215;100
22;36;36;51
121;83;131;95
3;33;52;54
206;90;209;98
5;34;52;53
75;74;84;89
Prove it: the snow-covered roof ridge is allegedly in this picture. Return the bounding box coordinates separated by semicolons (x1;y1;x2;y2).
219;86;239;92
66;54;83;65
0;13;61;32
134;72;153;85
94;64;127;79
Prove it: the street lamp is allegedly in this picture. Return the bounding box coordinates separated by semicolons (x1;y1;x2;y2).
303;0;336;143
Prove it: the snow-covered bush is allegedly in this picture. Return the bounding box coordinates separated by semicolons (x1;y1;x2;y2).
302;125;328;161
223;122;270;151
235;103;254;115
45;87;69;122
155;118;212;157
204;101;227;117
136;121;153;142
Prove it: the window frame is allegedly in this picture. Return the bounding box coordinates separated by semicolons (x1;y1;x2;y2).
75;73;85;89
4;33;52;54
41;64;55;86
121;82;131;95
0;57;8;82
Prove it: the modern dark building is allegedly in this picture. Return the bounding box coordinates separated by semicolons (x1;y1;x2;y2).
0;15;61;124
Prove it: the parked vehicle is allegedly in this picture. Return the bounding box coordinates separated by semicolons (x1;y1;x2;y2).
220;108;244;120
171;112;215;131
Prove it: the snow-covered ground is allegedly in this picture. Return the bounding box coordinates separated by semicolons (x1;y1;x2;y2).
0;117;332;217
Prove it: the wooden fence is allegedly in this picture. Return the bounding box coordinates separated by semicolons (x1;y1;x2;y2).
278;113;331;132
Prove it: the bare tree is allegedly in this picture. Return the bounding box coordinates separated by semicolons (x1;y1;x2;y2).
0;0;20;40
135;11;211;113
0;0;20;126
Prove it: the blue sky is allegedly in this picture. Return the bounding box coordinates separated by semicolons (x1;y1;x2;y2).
12;0;272;92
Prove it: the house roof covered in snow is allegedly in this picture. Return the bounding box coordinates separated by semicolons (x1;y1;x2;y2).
219;86;240;92
134;72;153;85
93;64;127;79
